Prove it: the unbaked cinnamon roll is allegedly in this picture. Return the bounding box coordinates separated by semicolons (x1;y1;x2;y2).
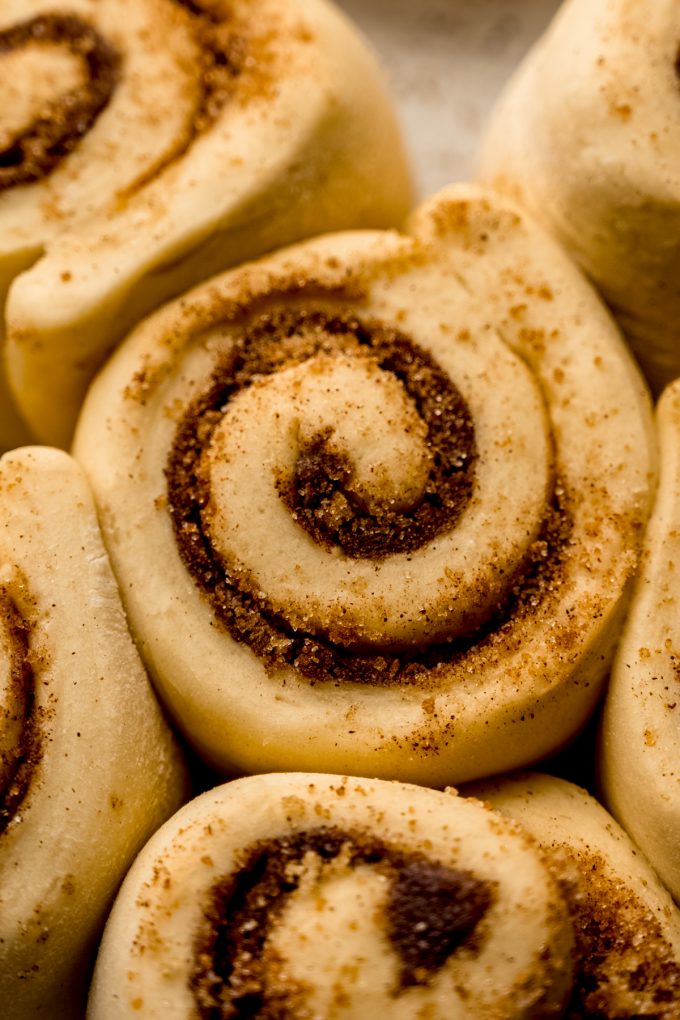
0;0;411;449
73;184;654;786
88;772;575;1019
601;378;680;903
479;0;680;394
0;446;189;1020
467;773;680;1018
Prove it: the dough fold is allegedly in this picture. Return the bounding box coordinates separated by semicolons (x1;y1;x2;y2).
468;773;680;1018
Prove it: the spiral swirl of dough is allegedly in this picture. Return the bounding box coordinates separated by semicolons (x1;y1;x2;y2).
0;0;411;448
479;0;680;395
168;304;551;656
74;184;654;785
0;447;189;1020
88;773;575;1019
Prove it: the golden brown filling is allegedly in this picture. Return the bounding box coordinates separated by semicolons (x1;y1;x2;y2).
0;14;119;189
0;3;256;197
191;826;494;1018
120;0;247;197
166;306;570;685
173;0;243;132
553;850;680;1018
0;592;38;834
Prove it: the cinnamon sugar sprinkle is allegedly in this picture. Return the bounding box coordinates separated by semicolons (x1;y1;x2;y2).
191;826;493;1017
549;847;680;1018
0;14;119;190
166;306;571;686
0;2;279;196
120;1;248;198
173;1;243;133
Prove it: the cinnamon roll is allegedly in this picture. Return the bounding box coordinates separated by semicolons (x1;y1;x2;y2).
467;773;680;1018
479;0;680;394
0;446;189;1019
0;0;412;448
601;378;680;902
88;772;575;1018
73;184;655;785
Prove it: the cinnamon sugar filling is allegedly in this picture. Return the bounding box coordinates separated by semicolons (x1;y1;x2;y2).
0;14;119;189
120;1;246;197
167;308;569;685
553;850;680;1017
191;825;493;1017
0;4;255;196
172;1;242;133
0;594;39;834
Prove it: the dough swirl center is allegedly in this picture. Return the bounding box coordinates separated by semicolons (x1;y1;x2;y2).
167;306;563;684
191;825;494;1017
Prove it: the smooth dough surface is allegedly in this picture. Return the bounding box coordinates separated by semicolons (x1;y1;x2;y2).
0;446;189;1019
467;772;680;1017
601;378;680;902
479;0;680;394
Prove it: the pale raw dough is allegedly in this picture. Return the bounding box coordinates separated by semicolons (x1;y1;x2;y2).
0;0;412;447
73;184;655;785
0;447;189;1020
601;378;680;902
467;773;680;1017
88;772;574;1019
479;0;680;394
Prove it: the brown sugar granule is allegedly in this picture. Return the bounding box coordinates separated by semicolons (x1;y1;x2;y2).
122;1;280;198
0;592;40;834
0;3;273;199
173;1;242;133
278;323;476;559
190;825;494;1018
166;305;570;687
553;849;680;1019
0;14;119;190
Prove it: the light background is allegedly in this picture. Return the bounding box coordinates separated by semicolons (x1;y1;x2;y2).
336;0;563;197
